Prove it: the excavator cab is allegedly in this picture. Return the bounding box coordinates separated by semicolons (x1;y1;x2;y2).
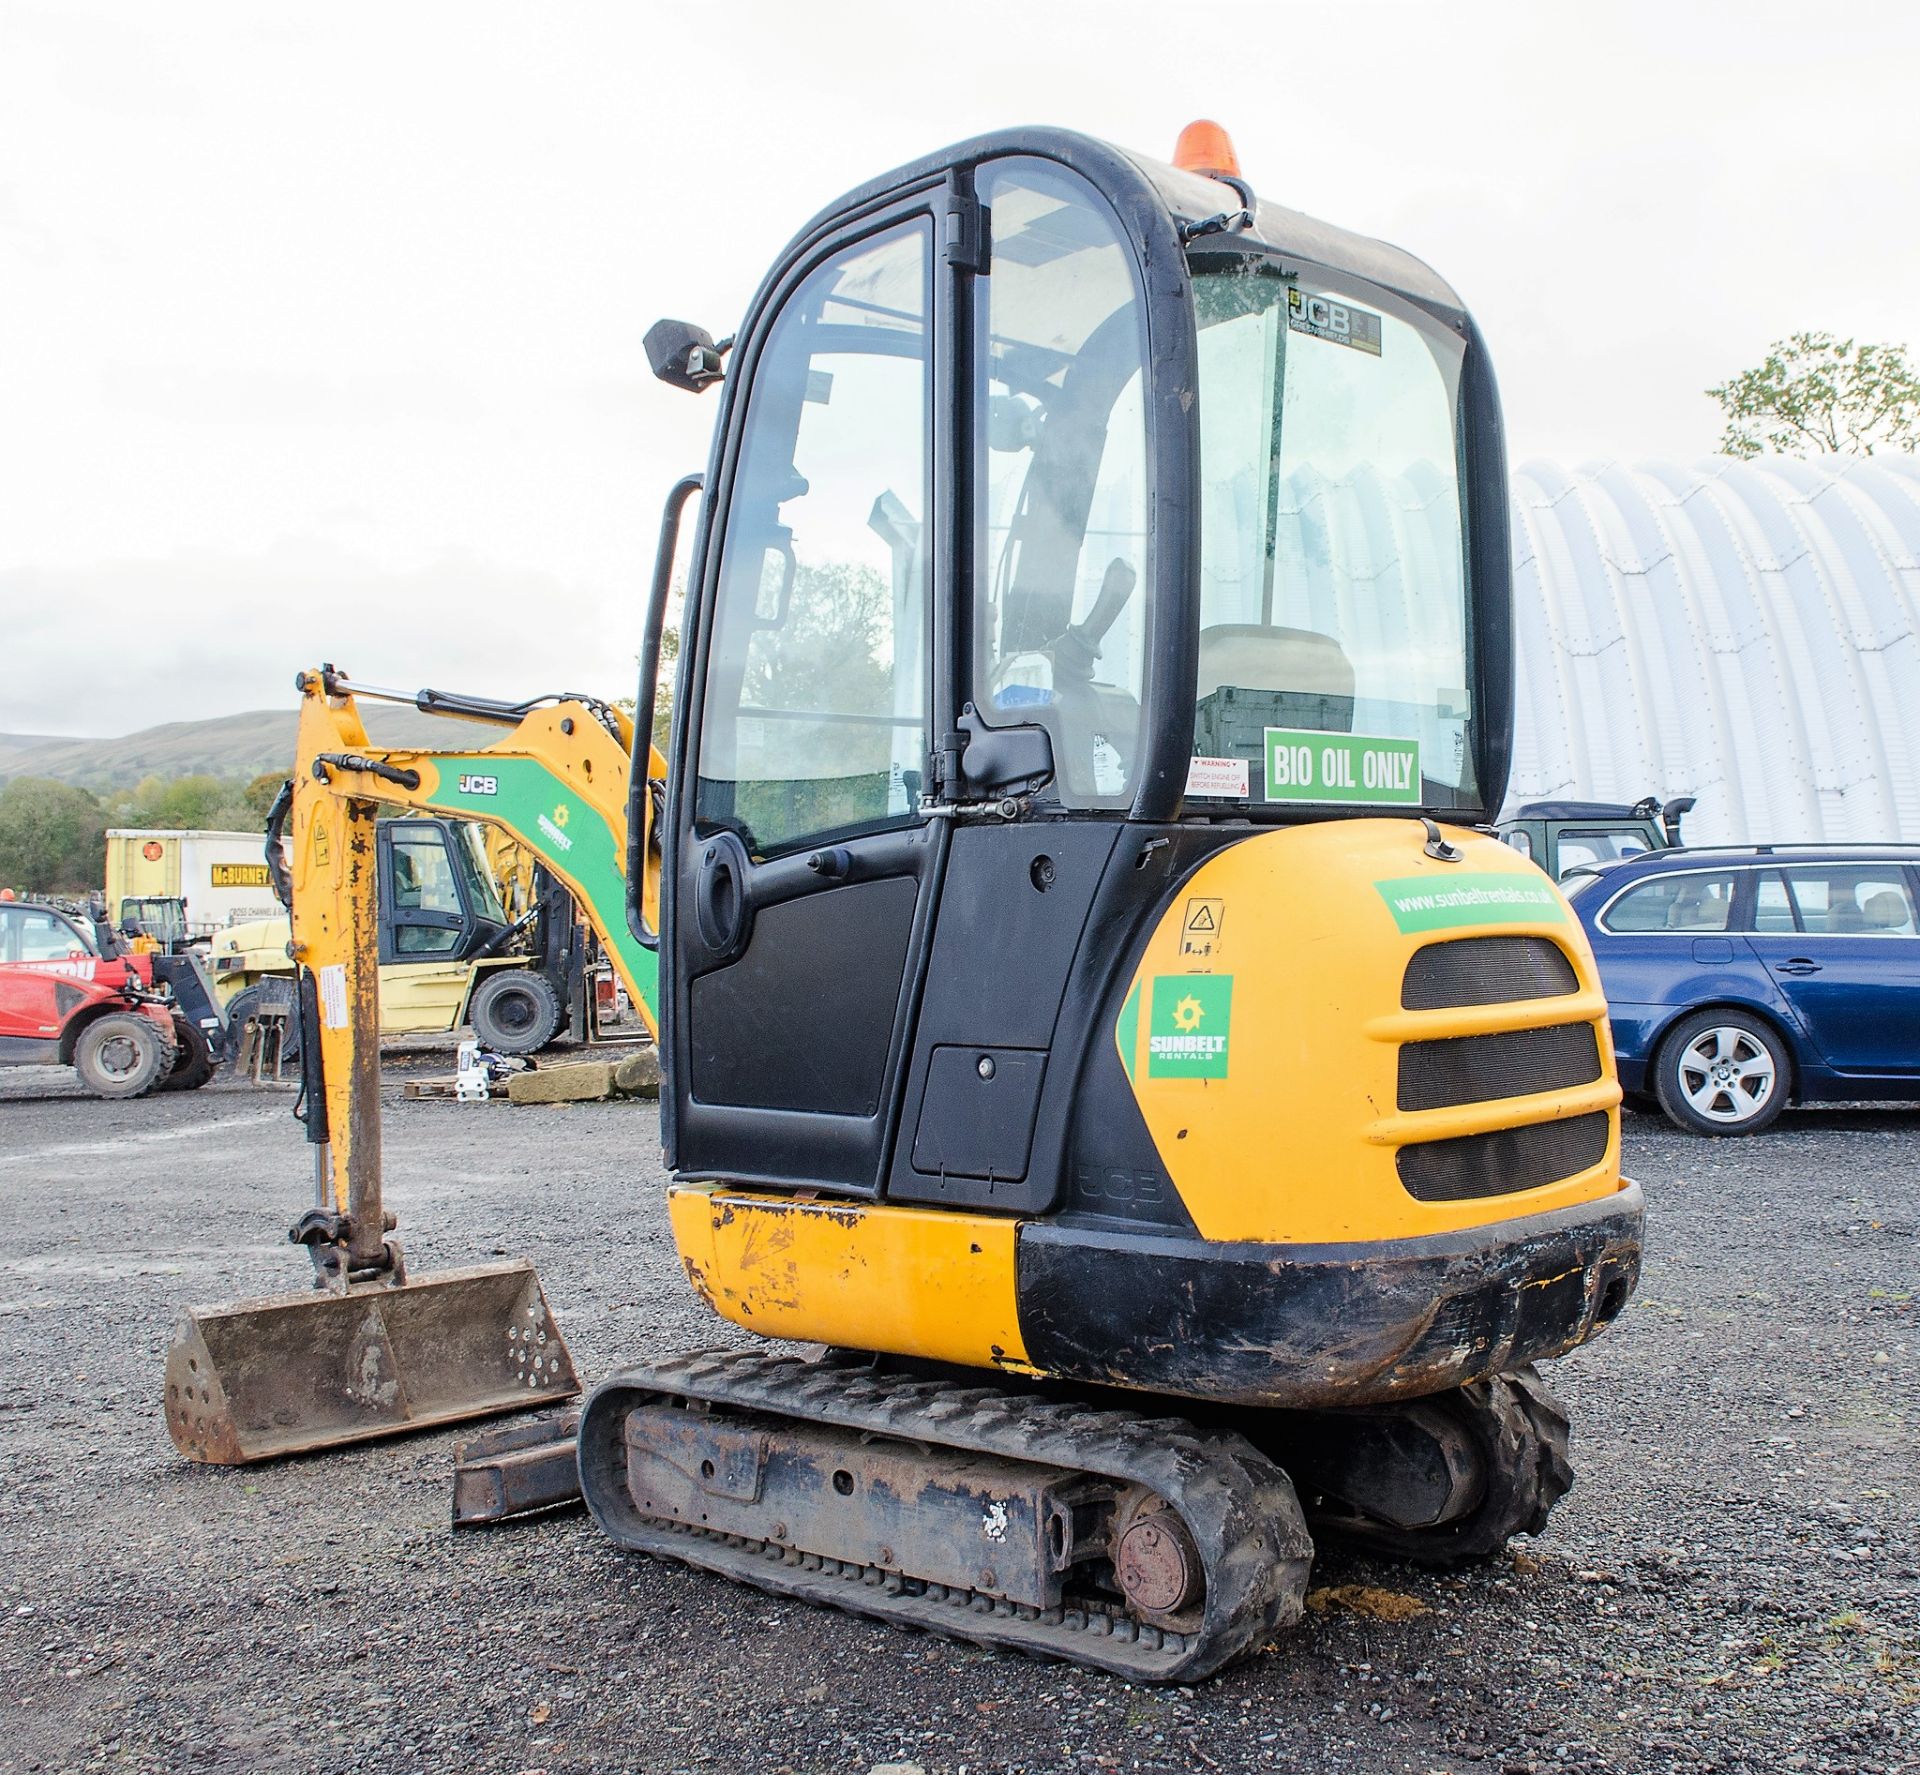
586;124;1644;1680
642;131;1520;1202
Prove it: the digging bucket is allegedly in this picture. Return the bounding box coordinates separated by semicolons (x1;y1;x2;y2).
164;1258;579;1464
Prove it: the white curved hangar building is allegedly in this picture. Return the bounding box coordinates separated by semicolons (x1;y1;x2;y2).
1508;454;1920;844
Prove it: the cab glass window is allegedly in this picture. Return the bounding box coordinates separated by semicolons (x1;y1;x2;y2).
1191;259;1473;807
2;908;74;961
5;909;92;962
1782;866;1916;935
1602;872;1738;933
452;825;507;924
1557;830;1652;874
697;221;931;857
390;836;461;916
973;159;1151;809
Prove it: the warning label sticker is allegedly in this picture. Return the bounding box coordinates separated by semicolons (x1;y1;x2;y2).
1180;897;1225;960
318;964;349;1030
1185;754;1250;799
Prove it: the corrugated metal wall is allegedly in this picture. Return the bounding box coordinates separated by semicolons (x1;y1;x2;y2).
1510;455;1920;842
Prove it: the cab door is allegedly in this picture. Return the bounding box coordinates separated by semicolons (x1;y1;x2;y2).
376;820;485;1031
666;212;945;1193
0;905;99;1051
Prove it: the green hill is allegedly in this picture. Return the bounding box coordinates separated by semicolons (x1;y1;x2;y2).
0;704;483;792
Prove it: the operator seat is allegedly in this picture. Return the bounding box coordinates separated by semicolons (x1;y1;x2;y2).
391;848;421;910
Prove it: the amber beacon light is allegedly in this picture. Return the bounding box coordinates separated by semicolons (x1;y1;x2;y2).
1172;118;1243;180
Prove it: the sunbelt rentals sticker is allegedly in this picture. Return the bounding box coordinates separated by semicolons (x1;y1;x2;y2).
1148;975;1232;1080
1374;872;1567;933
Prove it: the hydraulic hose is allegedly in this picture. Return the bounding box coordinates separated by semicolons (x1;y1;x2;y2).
263;779;295;911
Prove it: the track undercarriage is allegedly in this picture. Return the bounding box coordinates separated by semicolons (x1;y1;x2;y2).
560;1346;1574;1682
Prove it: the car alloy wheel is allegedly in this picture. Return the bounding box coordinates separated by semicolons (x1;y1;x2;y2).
1675;1024;1777;1125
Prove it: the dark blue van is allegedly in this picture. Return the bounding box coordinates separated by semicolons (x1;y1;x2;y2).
1566;845;1920;1133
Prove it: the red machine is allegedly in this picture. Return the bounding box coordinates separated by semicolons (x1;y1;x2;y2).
0;895;225;1096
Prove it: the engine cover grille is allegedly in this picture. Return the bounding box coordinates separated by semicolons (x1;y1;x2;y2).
1397;1111;1611;1202
1401;937;1577;1010
1397;1023;1602;1112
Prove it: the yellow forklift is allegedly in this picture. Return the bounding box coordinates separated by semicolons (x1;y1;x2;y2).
211;816;611;1063
170;122;1641;1682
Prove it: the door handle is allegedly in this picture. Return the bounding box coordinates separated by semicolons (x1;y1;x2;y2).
693;830;752;959
1777;958;1822;976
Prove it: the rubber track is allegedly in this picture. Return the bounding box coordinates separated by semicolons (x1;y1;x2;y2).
579;1348;1314;1682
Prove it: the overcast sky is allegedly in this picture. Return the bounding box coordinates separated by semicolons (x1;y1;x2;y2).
4;0;1918;737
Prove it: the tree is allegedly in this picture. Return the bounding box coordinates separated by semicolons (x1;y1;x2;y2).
1708;332;1920;458
741;561;894;717
0;777;107;893
243;773;287;822
109;773;253;831
653;621;681;753
621;586;682;754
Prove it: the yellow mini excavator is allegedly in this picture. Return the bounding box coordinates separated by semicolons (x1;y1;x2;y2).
172;121;1643;1682
576;120;1641;1680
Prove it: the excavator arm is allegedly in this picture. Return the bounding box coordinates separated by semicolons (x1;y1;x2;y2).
281;662;663;1272
162;662;664;1463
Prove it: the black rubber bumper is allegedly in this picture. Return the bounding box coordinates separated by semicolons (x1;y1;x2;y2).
1014;1183;1644;1410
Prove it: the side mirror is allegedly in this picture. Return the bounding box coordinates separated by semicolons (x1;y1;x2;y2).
645;318;726;394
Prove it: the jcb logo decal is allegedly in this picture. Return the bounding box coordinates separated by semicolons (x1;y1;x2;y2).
458;774;498;796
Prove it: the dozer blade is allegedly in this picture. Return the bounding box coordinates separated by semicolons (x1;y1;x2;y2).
164;1259;579;1464
451;1409;583;1526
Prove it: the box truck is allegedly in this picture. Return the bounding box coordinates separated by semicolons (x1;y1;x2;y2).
103;829;278;942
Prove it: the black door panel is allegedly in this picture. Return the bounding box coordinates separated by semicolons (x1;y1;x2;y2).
689;875;919;1114
665;210;942;1197
378;822;478;963
887;822;1119;1210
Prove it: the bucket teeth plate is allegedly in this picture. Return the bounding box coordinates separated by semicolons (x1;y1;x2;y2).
165;1259;579;1464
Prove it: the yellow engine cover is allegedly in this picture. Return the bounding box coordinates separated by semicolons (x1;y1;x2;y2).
1112;819;1621;1243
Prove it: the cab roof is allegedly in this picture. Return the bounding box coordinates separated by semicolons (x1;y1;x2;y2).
787;125;1470;327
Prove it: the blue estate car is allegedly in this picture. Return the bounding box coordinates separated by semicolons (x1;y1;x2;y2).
1565;845;1920;1134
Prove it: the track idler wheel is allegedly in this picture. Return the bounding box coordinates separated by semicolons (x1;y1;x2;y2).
1273;1365;1574;1567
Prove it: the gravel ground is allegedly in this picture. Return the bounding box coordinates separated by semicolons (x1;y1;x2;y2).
0;1057;1914;1775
